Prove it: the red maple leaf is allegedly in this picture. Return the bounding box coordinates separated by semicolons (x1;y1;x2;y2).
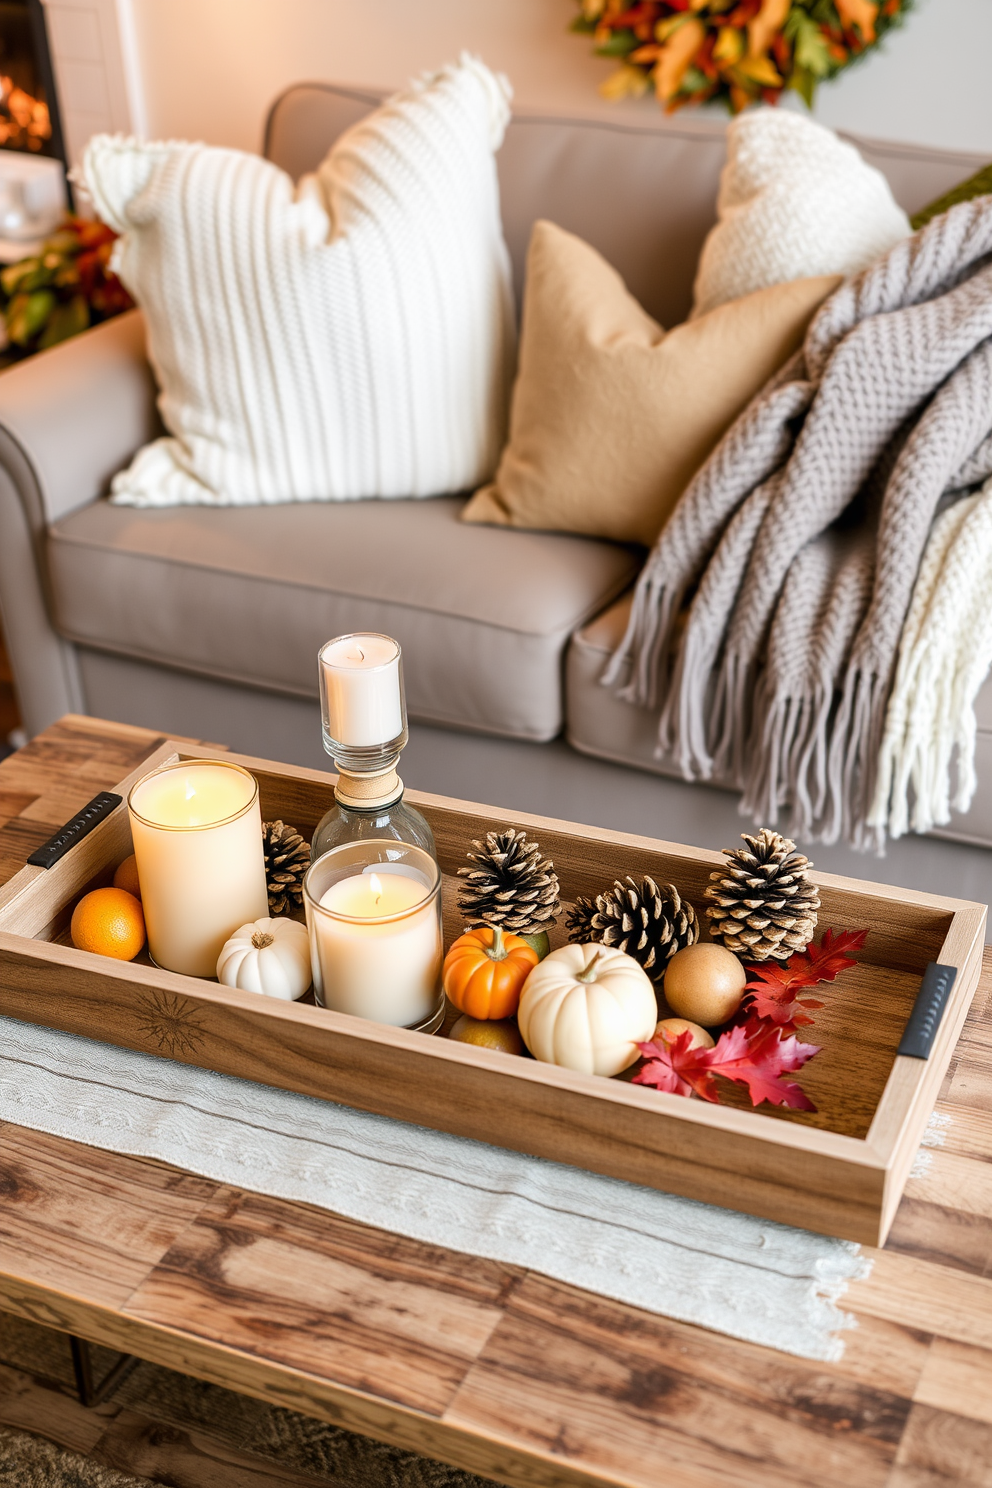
709;1018;821;1110
632;1028;699;1099
743;928;867;1032
633;1021;821;1111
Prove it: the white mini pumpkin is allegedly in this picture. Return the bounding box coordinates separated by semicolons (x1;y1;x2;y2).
517;943;657;1076
217;917;311;1000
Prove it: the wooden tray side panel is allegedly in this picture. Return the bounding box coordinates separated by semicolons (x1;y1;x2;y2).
0;742;177;939
870;901;987;1243
0;932;887;1243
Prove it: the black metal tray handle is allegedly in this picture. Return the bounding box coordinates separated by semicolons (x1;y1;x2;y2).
897;962;958;1060
26;792;123;870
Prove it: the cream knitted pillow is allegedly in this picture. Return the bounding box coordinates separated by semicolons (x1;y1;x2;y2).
692;109;911;318
83;57;515;508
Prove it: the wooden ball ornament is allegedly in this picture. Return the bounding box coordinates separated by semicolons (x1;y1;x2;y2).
663;943;746;1028
654;1017;714;1051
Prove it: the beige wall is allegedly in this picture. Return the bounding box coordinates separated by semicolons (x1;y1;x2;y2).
129;0;991;157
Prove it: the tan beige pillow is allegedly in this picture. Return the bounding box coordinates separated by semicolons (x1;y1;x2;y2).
462;220;840;547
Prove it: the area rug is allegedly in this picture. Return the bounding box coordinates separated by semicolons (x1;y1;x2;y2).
0;1315;497;1488
0;1425;157;1488
0;1014;871;1361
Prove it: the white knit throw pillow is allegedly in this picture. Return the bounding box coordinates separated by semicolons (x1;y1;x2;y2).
83;57;516;508
692;109;911;318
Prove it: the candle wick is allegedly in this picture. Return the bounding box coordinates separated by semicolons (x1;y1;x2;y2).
356;646;365;662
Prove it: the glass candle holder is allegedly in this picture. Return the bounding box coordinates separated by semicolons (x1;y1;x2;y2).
127;759;269;977
319;633;408;774
303;840;444;1034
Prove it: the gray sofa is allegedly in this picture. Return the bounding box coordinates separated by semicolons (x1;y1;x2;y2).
1;84;990;850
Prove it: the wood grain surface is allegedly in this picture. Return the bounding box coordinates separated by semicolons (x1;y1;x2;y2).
0;716;991;1488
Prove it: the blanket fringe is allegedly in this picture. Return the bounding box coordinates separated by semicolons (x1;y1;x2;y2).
737;664;889;851
869;483;992;838
741;678;834;839
706;651;753;787
659;623;714;777
602;571;684;709
824;664;888;851
872;636;981;837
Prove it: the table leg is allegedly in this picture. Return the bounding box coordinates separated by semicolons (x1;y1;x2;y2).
68;1335;140;1407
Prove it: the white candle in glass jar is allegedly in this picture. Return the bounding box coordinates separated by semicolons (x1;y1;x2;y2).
128;761;269;977
319;634;403;748
309;866;442;1027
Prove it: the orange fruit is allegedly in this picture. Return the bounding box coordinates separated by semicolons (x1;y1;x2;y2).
113;853;142;899
71;887;146;961
448;1013;524;1056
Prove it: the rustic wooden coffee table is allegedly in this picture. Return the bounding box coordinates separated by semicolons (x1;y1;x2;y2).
0;716;990;1488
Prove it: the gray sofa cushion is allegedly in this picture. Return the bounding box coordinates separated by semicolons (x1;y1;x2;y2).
566;593;694;780
47;496;639;741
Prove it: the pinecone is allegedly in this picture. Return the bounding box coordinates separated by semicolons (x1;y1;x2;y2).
457;829;560;936
566;876;698;982
704;828;820;961
262;820;311;916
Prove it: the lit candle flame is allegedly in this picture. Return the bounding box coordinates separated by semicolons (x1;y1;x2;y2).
368;872;382;905
185;780;196;801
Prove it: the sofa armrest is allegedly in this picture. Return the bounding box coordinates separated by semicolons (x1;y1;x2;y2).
0;309;160;736
0;308;159;530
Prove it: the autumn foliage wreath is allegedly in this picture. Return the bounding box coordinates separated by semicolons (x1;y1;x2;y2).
572;0;913;113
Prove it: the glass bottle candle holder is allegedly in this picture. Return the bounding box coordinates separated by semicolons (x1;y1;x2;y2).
304;841;444;1034
127;759;269;977
313;629;438;872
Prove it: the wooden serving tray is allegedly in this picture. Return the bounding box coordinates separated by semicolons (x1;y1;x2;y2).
0;740;985;1246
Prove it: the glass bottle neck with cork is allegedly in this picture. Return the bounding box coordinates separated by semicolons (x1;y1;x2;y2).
310;759;437;863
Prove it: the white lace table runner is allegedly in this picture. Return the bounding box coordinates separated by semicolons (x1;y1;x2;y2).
0;1014;873;1361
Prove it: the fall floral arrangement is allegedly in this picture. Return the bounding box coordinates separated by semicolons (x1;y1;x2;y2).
572;0;913;113
0;216;132;360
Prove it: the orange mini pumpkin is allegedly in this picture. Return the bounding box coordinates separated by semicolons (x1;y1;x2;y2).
443;925;539;1020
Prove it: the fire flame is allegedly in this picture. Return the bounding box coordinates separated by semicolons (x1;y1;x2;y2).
0;76;51;151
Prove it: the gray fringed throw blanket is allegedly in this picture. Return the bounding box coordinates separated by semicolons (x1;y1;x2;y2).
605;197;992;849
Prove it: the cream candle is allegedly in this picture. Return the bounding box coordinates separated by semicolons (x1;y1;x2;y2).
128;760;269;977
304;846;443;1030
319;633;404;750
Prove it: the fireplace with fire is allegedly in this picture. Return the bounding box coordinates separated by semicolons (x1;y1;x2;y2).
0;0;66;253
0;0;61;154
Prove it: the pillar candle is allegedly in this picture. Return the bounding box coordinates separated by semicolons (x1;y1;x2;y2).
306;858;442;1027
319;634;403;749
128;761;269;977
